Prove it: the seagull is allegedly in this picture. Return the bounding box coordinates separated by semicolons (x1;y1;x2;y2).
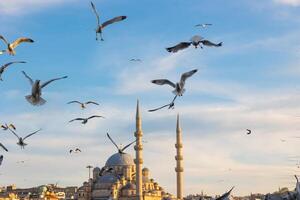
8;128;42;149
195;23;212;28
69;115;105;124
215;187;234;200
91;1;127;41
151;69;198;96
280;139;286;142
0;143;8;152
67;101;99;109
22;71;68;106
0;35;34;56
99;166;114;176
1;123;16;131
200;40;222;48
0;61;26;81
246;129;251;135
130;58;142;62
69;148;81;154
107;132;136;154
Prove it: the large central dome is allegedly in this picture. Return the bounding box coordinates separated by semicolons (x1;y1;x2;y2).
105;152;134;167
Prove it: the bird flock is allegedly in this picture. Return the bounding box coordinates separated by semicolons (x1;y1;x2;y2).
0;1;223;188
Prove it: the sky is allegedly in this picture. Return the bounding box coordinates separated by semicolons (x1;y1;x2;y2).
1;0;300;196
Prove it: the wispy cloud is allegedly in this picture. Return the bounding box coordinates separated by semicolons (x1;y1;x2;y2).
0;0;77;16
273;0;300;6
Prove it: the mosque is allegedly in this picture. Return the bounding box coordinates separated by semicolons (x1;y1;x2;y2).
77;101;184;200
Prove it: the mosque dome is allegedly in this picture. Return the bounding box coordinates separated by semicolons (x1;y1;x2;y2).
105;153;134;167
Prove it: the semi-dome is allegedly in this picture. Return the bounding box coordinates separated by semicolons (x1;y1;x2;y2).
121;183;136;190
98;174;118;183
105;153;134;167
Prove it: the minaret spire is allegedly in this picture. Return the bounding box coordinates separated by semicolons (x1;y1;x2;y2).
175;114;183;200
135;100;143;200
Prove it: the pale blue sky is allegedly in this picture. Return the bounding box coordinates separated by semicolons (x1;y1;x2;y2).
1;0;300;196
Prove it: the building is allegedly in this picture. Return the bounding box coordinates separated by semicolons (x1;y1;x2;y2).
77;101;183;200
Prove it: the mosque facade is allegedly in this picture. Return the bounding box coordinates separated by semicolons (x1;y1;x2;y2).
77;101;183;200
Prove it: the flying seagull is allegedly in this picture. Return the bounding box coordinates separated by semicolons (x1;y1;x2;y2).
0;35;34;56
166;35;203;53
22;71;68;106
200;40;222;48
215;187;234;200
195;23;212;28
69;115;105;124
69;148;81;154
151;69;198;96
99;166;114;176
107;132;136;154
130;58;142;62
0;61;26;81
67;100;99;109
0;143;8;152
1;123;16;131
91;1;127;41
8;128;41;149
246;129;251;135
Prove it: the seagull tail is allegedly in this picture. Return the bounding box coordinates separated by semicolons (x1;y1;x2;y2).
25;95;46;106
217;42;222;47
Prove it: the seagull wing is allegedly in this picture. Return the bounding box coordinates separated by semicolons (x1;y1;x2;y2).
10;38;34;49
2;61;26;70
75;148;81;152
166;42;191;53
101;16;127;28
121;139;136;152
215;187;234;200
23;129;41;141
106;133;121;152
41;76;67;88
201;40;222;47
179;69;198;88
67;101;82;105
69;118;85;122
9;124;16;130
22;71;34;86
8;128;20;140
90;1;100;26
87;115;104;120
0;143;8;152
151;79;176;88
148;103;173;112
0;35;9;45
85;101;99;105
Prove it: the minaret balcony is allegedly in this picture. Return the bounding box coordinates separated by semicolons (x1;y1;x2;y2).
134;144;143;151
134;158;144;164
175;155;183;160
175;167;184;172
175;144;183;148
134;131;143;137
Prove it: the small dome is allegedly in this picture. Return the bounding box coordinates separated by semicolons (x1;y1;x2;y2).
98;174;118;183
93;167;100;172
105;153;134;167
122;183;136;190
142;168;149;172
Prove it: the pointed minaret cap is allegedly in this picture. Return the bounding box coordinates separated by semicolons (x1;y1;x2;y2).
136;99;140;119
136;99;142;130
176;113;181;132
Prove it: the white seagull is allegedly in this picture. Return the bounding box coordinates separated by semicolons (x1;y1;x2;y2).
8;128;42;149
91;1;127;41
0;35;34;56
195;23;212;28
67;100;99;109
69;115;105;124
151;69;198;96
22;71;68;106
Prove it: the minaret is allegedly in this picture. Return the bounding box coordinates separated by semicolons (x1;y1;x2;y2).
134;100;143;200
175;114;183;200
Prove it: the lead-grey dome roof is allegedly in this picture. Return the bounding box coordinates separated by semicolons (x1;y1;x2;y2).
98;174;118;183
105;153;134;167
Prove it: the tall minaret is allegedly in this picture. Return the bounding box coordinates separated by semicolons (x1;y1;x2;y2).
175;114;183;200
134;100;143;200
